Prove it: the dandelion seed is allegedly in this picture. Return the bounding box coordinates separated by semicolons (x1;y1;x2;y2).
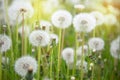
0;34;11;53
110;36;120;59
51;10;72;29
62;48;74;64
88;37;104;51
29;30;50;47
73;13;96;32
90;11;104;26
15;56;37;77
8;0;34;25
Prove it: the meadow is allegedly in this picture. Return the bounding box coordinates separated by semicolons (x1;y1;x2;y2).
0;0;120;80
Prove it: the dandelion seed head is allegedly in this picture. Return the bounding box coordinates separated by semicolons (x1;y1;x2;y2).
76;45;89;60
29;30;50;47
0;34;11;53
90;11;104;26
74;4;85;10
71;76;75;80
8;0;34;25
88;37;104;51
76;60;88;72
104;14;117;25
73;13;96;32
15;56;37;77
110;36;120;59
40;20;52;33
50;33;59;45
62;48;74;64
2;57;9;64
18;25;30;37
51;10;72;29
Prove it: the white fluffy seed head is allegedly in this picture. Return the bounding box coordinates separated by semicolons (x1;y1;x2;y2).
90;11;104;26
62;48;74;64
73;13;96;32
110;36;120;59
104;14;117;25
29;30;50;47
40;20;52;33
88;37;104;51
49;33;59;45
8;0;34;25
76;60;88;72
2;57;9;64
15;56;37;77
76;45;89;60
51;10;72;29
18;25;30;37
0;34;11;53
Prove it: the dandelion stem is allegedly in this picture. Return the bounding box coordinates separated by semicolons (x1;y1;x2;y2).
73;32;79;75
67;65;69;80
91;66;94;80
80;32;85;80
61;29;65;51
37;46;41;80
57;29;62;80
50;48;53;79
22;12;25;55
0;52;2;80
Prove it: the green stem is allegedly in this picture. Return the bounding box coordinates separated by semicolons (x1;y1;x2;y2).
80;32;85;80
91;66;94;80
72;33;79;75
37;46;41;80
57;29;62;80
0;52;2;80
22;12;25;55
50;49;53;79
67;65;69;80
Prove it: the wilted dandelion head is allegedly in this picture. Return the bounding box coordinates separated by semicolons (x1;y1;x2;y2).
50;33;59;45
40;20;52;33
110;36;120;59
0;34;11;53
88;37;104;51
104;14;117;25
76;60;88;72
62;48;74;64
51;10;72;29
76;45;89;60
90;11;104;26
29;30;50;47
73;13;96;32
18;25;30;37
8;0;34;25
15;56;37;77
